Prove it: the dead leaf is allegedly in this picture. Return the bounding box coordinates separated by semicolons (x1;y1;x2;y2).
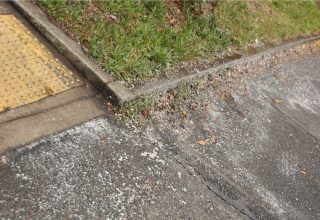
106;101;113;111
197;139;209;145
271;98;282;104
300;170;307;175
157;102;167;111
44;85;54;96
142;109;150;119
181;111;188;117
107;14;118;22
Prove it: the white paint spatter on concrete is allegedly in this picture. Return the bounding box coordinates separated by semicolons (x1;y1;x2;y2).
3;117;176;219
141;150;158;159
278;152;299;181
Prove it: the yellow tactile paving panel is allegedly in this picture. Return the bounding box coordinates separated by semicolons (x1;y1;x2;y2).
0;15;82;112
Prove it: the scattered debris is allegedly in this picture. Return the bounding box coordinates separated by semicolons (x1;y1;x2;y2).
97;132;106;142
106;101;113;111
44;85;54;96
300;170;307;175
209;134;217;143
243;84;249;96
96;93;103;99
271;98;283;104
142;109;151;119
212;117;219;123
107;14;118;22
181;111;188;118
197;139;209;146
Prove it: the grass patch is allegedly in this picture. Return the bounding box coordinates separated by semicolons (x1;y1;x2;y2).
38;0;320;82
120;95;154;122
38;0;229;82
216;0;320;46
118;78;207;125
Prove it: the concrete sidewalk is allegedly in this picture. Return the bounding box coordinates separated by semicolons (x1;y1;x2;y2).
1;40;320;219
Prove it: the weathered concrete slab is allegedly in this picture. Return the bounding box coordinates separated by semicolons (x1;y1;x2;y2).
0;86;95;125
0;96;106;153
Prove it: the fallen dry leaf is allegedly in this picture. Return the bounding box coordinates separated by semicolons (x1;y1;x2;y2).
300;170;307;175
181;111;188;118
271;98;282;104
197;139;209;145
106;101;113;111
107;14;118;22
142;109;151;119
44;85;54;96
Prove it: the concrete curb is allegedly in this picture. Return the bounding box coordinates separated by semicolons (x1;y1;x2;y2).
133;35;320;97
11;0;134;105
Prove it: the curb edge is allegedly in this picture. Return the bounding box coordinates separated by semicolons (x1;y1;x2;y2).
133;35;320;97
